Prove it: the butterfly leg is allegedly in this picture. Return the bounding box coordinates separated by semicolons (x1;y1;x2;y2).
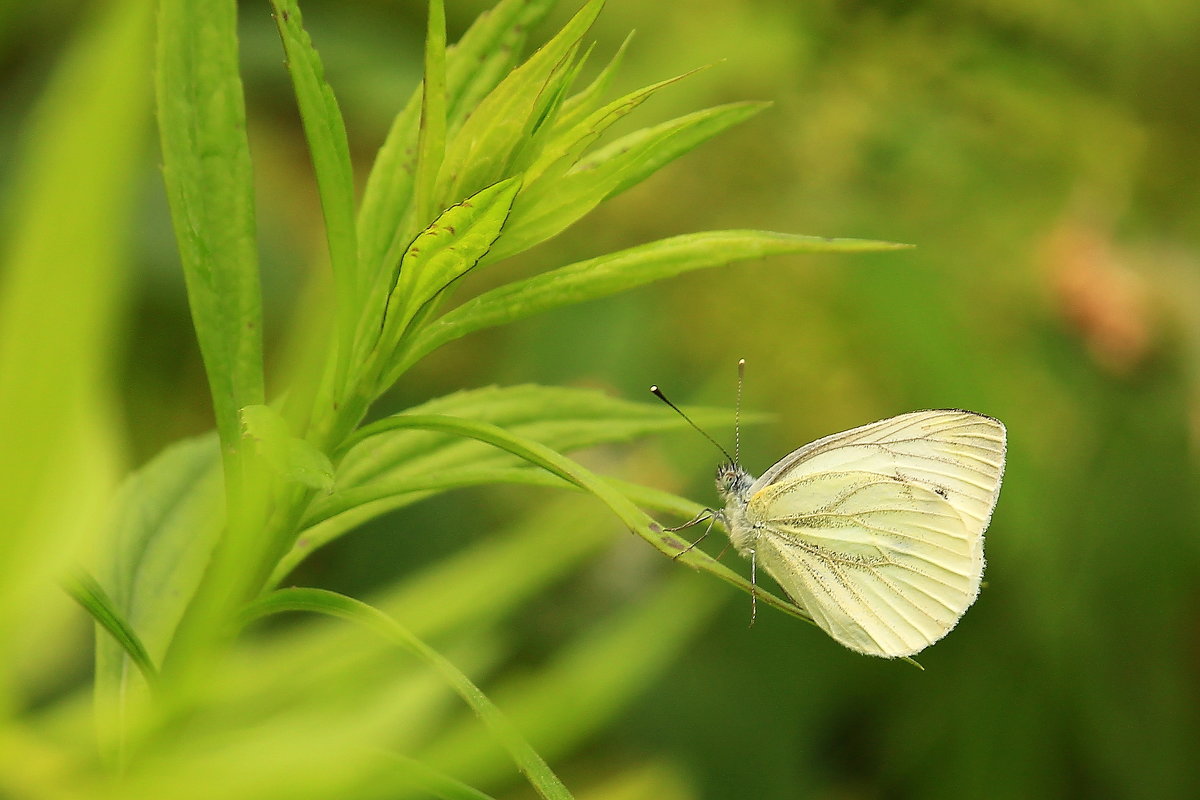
748;547;758;627
670;514;716;560
664;508;713;532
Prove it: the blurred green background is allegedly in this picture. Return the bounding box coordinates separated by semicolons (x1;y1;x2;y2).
3;0;1199;797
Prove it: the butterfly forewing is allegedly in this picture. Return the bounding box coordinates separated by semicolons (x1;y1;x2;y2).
752;410;1006;538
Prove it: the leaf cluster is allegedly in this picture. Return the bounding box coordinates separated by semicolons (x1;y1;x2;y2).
49;0;908;796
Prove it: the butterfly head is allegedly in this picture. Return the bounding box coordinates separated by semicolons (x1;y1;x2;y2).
649;379;752;505
715;463;753;505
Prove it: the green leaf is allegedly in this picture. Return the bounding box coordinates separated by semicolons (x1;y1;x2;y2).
94;434;224;745
63;569;157;688
414;0;449;229
240;404;335;492
492;93;748;262
505;37;594;177
358;0;556;284
551;31;633;134
399;230;911;372
367;178;522;388
334;383;738;486
444;0;557;127
268;497;618;690
436;0;603;205
0;0;151;661
308;468;706;538
276;384;740;579
577;101;768;202
240;588;575;800
418;572;722;787
356;91;420;287
521;65;707;189
270;0;360;369
339;414;813;626
158;0;265;452
287;469;709;587
304;466;558;528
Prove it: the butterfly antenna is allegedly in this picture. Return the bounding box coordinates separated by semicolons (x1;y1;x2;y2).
650;385;735;464
734;358;745;465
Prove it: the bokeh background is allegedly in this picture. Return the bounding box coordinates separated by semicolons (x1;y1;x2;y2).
3;0;1199;797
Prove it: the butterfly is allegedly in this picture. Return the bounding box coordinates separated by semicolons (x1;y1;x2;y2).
656;379;1007;658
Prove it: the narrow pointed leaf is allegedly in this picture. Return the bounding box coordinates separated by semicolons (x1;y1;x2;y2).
369;178;521;386
341;414;812;624
581;101;769;201
418;573;722;786
293;467;704;566
444;0;558;126
302;466;560;530
63;569;158;688
158;0;265;451
270;0;360;352
401;230;910;371
358;0;555;280
436;0;604;204
506;40;586;175
522;65;706;189
240;588;575;800
552;31;633;134
491;101;764;261
0;0;151;666
275;384;741;577
414;0;448;228
316;401;741;521
443;2;546;134
334;384;737;486
356;92;420;285
94;435;223;736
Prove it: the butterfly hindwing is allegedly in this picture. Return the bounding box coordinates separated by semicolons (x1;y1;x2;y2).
749;469;978;656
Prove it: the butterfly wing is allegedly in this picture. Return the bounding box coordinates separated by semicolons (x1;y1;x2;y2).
747;411;1006;657
751;410;1006;562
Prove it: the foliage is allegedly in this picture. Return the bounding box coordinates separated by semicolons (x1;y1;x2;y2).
0;0;909;798
4;0;1198;797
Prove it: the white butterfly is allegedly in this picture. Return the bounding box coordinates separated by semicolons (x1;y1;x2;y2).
710;409;1006;657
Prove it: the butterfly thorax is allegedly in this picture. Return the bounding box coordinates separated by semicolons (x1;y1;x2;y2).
715;463;758;554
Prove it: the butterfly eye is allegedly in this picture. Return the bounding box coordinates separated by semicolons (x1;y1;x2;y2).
714;464;734;484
